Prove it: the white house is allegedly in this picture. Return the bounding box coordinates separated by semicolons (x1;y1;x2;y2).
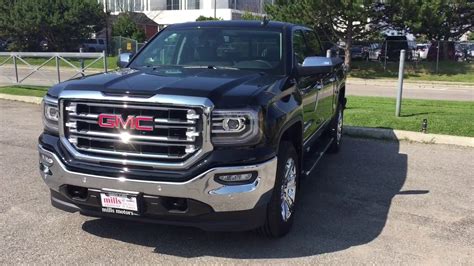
98;0;274;27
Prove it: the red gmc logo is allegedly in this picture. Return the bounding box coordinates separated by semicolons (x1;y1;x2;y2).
98;114;154;131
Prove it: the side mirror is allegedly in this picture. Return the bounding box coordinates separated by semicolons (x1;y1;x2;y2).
117;53;133;68
297;56;343;76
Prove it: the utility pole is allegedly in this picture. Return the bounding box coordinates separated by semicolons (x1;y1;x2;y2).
104;0;110;56
214;0;217;18
395;50;406;117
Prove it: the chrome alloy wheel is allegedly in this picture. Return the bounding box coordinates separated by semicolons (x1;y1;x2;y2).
280;157;297;221
336;109;343;144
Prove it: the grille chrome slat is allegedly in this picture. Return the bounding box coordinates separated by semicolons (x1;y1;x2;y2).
71;135;191;147
69;129;196;143
74;146;190;159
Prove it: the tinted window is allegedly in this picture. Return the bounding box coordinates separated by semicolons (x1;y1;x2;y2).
293;30;306;65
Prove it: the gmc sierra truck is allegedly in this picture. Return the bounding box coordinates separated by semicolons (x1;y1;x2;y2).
38;20;346;237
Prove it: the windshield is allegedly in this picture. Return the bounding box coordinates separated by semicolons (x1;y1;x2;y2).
130;27;284;75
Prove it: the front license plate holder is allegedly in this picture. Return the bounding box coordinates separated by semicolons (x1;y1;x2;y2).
100;192;139;216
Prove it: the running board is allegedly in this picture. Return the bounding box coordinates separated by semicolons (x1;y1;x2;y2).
302;137;334;176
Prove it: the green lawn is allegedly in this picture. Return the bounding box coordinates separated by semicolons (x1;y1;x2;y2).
0;85;49;97
350;60;474;83
0;56;118;71
345;96;474;137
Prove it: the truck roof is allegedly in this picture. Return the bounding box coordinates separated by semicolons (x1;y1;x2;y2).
168;20;296;30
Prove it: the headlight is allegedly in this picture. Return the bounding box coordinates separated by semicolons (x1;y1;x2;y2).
42;96;59;133
211;109;261;145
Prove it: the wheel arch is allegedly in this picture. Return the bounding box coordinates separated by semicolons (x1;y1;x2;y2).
277;119;303;169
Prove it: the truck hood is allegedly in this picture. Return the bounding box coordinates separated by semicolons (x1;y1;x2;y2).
47;68;285;108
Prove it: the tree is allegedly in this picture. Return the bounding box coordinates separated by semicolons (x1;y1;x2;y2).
384;0;473;60
0;0;104;51
469;32;474;41
386;0;473;41
240;11;262;20
266;0;386;68
112;13;146;42
196;16;222;21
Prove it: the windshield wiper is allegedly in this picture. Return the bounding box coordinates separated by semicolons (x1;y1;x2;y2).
182;65;239;70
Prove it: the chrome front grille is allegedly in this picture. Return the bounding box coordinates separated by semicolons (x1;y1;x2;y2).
59;95;213;170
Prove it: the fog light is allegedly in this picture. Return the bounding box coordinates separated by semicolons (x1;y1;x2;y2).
216;172;256;184
40;153;54;167
39;163;52;176
42;164;50;174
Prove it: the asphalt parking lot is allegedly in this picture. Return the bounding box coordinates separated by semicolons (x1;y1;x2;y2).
0;99;473;264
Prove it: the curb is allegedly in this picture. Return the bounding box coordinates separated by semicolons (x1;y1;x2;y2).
344;126;474;148
0;94;42;104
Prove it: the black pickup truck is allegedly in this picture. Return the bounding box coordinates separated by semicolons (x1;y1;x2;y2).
38;20;346;237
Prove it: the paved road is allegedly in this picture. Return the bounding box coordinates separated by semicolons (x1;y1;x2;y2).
348;79;474;101
0;99;473;264
1;66;473;101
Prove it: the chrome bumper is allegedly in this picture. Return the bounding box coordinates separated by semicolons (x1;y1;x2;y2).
38;145;277;212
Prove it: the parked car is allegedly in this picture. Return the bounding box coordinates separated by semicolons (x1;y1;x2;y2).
415;44;430;60
0;38;11;51
38;20;347;238
455;43;474;62
40;40;49;51
350;45;368;60
380;36;413;61
427;41;455;61
81;38;106;52
367;43;382;61
329;44;345;58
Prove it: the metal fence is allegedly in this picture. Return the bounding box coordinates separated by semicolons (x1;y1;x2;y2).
0;51;107;85
110;36;145;56
324;40;474;74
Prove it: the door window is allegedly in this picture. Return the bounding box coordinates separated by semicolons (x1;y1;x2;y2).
293;30;307;65
304;30;323;56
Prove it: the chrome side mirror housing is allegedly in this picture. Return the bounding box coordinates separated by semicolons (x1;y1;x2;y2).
117;53;133;68
297;56;343;76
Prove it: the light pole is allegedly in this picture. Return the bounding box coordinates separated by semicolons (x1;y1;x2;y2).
214;0;217;18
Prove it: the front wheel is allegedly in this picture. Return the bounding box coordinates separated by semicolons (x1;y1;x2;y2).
258;141;299;238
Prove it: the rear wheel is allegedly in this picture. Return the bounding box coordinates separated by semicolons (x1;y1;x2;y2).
258;141;299;238
327;103;344;153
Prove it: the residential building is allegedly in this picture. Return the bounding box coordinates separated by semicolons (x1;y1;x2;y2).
98;0;274;27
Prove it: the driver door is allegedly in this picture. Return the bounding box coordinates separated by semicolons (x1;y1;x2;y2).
294;30;322;142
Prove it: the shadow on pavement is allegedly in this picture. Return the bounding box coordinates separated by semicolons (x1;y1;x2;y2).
82;136;409;258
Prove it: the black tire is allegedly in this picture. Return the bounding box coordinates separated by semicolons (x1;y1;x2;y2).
258;141;299;238
327;103;344;153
